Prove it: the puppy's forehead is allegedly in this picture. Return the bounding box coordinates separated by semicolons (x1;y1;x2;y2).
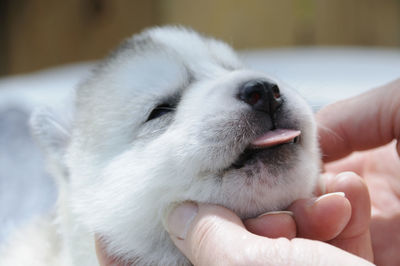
123;26;242;75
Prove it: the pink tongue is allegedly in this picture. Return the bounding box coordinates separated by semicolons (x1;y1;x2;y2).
251;129;301;148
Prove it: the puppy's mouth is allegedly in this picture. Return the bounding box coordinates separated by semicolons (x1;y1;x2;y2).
232;129;301;169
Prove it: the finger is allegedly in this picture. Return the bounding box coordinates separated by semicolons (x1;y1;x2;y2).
317;79;400;162
166;202;372;266
326;172;373;262
288;192;351;241
244;211;297;239
166;202;248;265
326;172;371;238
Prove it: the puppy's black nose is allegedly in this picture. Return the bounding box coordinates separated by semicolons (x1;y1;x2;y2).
238;80;282;114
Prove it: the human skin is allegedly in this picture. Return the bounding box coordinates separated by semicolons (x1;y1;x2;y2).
317;78;400;266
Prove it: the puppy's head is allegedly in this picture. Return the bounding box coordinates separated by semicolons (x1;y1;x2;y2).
33;26;320;265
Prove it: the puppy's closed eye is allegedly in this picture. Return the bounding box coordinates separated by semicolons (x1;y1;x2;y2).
147;104;176;121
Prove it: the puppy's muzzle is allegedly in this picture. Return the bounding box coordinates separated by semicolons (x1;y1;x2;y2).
238;80;282;115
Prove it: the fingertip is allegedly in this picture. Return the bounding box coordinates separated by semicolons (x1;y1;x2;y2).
289;193;351;241
313;192;352;241
327;171;371;238
319;171;374;260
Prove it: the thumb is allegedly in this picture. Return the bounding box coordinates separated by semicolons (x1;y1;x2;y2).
166;202;252;265
166;202;373;266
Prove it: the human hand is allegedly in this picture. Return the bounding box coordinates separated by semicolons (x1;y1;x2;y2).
317;79;400;266
165;171;373;266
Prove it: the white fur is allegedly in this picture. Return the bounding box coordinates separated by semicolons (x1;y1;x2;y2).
0;26;320;266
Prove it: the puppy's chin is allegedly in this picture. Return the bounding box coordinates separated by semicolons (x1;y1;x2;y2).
217;158;317;219
208;130;319;219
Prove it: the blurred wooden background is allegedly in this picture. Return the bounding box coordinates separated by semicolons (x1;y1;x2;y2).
1;0;399;76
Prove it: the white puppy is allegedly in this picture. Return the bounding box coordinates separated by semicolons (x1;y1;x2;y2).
0;26;320;265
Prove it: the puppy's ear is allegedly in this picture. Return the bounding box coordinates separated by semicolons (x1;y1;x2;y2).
30;107;71;184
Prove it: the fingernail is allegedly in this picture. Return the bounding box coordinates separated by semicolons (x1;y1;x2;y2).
257;210;294;218
315;192;345;203
166;202;198;240
335;171;356;179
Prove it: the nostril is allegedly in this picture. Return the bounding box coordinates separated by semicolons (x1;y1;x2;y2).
238;80;282;114
239;81;265;106
271;84;281;100
247;91;262;105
